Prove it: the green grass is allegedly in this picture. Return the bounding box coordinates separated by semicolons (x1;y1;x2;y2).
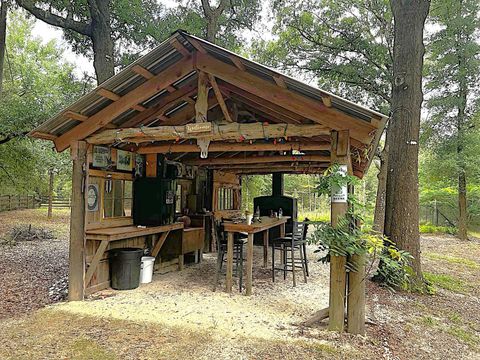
419;223;457;235
298;211;330;222
70;338;115;360
446;326;479;347
423;272;469;293
424;252;480;270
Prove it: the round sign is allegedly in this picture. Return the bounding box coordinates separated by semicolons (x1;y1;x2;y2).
87;184;99;211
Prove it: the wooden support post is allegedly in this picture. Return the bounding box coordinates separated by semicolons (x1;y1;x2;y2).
246;233;254;295
263;230;269;267
226;232;234;293
68;141;87;301
196;71;209;123
328;130;349;332
347;253;366;335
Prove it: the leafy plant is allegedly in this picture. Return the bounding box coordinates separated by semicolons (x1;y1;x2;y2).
308;164;415;290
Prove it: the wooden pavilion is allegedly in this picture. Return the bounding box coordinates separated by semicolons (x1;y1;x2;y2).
30;30;387;335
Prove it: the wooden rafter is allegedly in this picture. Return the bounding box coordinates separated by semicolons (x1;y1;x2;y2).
87;122;330;145
187;37;207;54
219;82;306;124
137;141;330;154
196;53;376;144
170;38;190;57
30;131;58;141
159;93;220;126
229;55;246;71
208;74;233;122
273;75;287;89
54;57;194;151
65;111;88;122
131;64;154;80
97;88;146;112
121;83;198;128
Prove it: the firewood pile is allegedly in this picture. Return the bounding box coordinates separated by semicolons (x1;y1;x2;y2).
0;225;55;246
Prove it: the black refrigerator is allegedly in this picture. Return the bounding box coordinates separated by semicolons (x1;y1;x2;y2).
133;178;176;226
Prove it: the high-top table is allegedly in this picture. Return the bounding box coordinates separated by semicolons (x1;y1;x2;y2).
222;216;289;295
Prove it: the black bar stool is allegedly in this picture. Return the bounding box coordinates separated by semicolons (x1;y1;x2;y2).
213;219;246;292
271;221;308;287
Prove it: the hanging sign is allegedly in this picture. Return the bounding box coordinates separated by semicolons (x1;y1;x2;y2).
331;165;348;203
92;146;110;168
186;122;212;134
117;150;133;171
87;184;99;211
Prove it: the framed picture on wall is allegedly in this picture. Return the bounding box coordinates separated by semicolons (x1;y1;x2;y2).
117;150;133;171
92;146;111;168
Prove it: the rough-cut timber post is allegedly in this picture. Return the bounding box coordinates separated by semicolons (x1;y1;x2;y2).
329;130;349;332
68;141;87;301
347;253;366;335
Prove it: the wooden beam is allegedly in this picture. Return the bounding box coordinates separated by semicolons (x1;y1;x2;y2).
137;141;330;154
132;64;154;79
68;141;87;301
196;71;209;122
233;167;327;174
151;231;170;257
170;38;191;57
208;74;233;122
87;122;330;145
121;83;197;128
219;82;305;124
229;55;246;71
30;131;58;141
186;154;330;166
329;130;350;333
273;75;287;89
65;111;88;122
187;36;207;54
54;57;194;152
97;88;146;112
161;94;220;126
196;53;376;144
322;96;332;107
210;163;328;171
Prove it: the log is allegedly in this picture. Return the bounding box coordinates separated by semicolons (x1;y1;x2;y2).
137;141;330;154
185;154;330;166
87;122;330;145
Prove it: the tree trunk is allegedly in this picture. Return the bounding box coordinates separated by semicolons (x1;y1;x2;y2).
456;44;468;241
373;144;388;233
89;0;114;84
0;0;7;94
47;169;54;219
384;0;430;287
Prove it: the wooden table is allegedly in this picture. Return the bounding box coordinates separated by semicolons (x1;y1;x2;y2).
222;216;289;295
85;223;184;288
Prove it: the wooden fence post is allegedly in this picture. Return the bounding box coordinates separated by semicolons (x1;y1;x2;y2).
68;141;87;301
48;169;54;218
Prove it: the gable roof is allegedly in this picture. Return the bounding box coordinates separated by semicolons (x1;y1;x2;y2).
30;30;387;177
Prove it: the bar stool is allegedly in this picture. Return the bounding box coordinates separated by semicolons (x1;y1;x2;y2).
271;221;308;287
213;220;246;292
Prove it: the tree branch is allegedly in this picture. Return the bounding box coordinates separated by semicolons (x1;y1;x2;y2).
0;131;29;145
15;0;91;36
